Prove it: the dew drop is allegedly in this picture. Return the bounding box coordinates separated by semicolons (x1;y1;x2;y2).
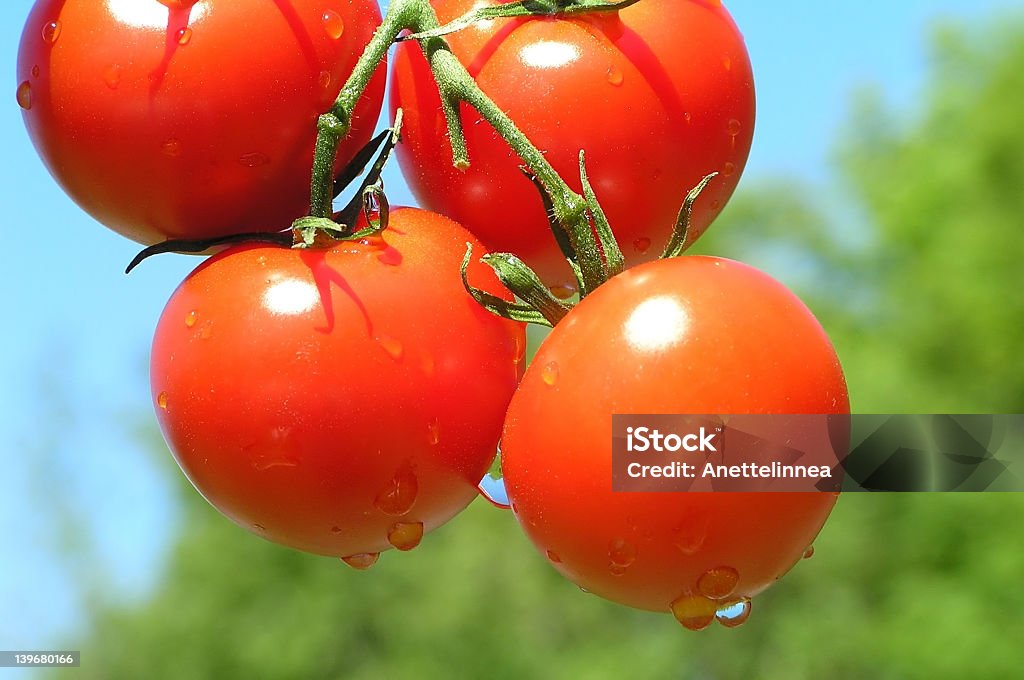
541;361;559;386
239;152;269;167
103;64;122;89
477;474;511;510
341;552;379;570
723;56;732;71
318;70;332;89
374;466;418;516
31;65;40;78
16;81;32;110
548;284;577;300
606;66;624;86
670;594;718;631
673;515;708;555
633;237;652;254
161;139;183;158
377;336;404;361
803;545;815;560
387;521;423;551
683;112;692;124
253;523;266;531
546;550;562;563
427;418;441;446
722;162;736;177
697;566;739;600
608;538;638;569
42;20;61;44
715;598;752;628
157;391;169;410
330;525;343;534
511;333;526;365
185;310;199;328
727;119;742;136
176;27;193;45
322;10;345;39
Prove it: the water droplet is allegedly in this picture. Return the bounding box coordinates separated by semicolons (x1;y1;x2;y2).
722;162;736;177
633;237;652;254
161;139;183;158
42;20;61;44
697;566;739;600
803;545;815;560
427;419;441;446
670;594;718;631
341;552;379;570
176;27;193;45
239;152;269;167
31;65;40;78
103;64;122;89
387;521;423;551
673;514;708;555
608;538;638;568
606;66;623;86
723;56;732;71
477;474;511;510
322;10;345;39
185;310;199;328
374;466;418;516
511;333;526;364
318;70;332;89
199;324;213;340
546;550;562;563
253;523;266;531
330;525;343;534
16;81;32;110
728;119;742;136
715;598;752;628
377;336;404;361
541;361;559;386
157;391;169;410
683;112;692;124
548;284;577;300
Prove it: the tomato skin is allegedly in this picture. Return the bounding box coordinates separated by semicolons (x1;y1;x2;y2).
500;257;848;612
150;208;525;557
390;0;755;287
17;0;385;244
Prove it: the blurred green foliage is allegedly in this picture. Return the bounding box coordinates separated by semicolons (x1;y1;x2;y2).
58;14;1024;680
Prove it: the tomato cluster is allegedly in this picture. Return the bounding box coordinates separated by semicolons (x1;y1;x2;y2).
18;0;848;629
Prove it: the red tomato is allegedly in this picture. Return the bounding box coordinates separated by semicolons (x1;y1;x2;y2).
150;208;525;561
500;257;848;625
390;0;755;287
17;0;385;244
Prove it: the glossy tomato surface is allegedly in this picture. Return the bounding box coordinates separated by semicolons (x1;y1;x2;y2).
17;0;385;244
391;0;755;287
151;208;525;560
500;257;848;620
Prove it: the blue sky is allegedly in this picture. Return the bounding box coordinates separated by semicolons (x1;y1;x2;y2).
0;0;1019;669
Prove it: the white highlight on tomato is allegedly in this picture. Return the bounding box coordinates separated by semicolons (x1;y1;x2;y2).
106;0;209;30
263;279;319;316
519;40;581;69
624;296;690;352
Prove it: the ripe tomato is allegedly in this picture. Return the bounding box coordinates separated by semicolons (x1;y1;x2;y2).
390;0;755;287
500;257;848;625
151;208;525;562
17;0;385;244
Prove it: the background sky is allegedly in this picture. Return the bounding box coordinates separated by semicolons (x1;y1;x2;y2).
0;0;1019;671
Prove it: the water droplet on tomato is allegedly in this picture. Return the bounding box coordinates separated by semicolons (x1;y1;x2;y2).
239;152;269;167
683;112;693;124
478;473;511;509
374;466;418;516
673;514;708;555
606;66;623;86
318;70;332;89
723;56;732;72
427;419;441;446
387;521;423;551
377;336;404;361
157;391;169;410
546;550;562;563
31;65;40;78
253;523;266;531
609;538;638;569
322;10;345;39
185;310;199;328
548;284;577;300
16;81;32;110
728;119;742;136
722;162;736;177
330;525;343;534
541;362;559;386
803;545;815;560
715;598;752;628
103;64;122;89
670;594;717;631
341;552;379;570
176;27;193;45
697;566;739;600
161;139;183;157
42;20;61;44
633;237;652;254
